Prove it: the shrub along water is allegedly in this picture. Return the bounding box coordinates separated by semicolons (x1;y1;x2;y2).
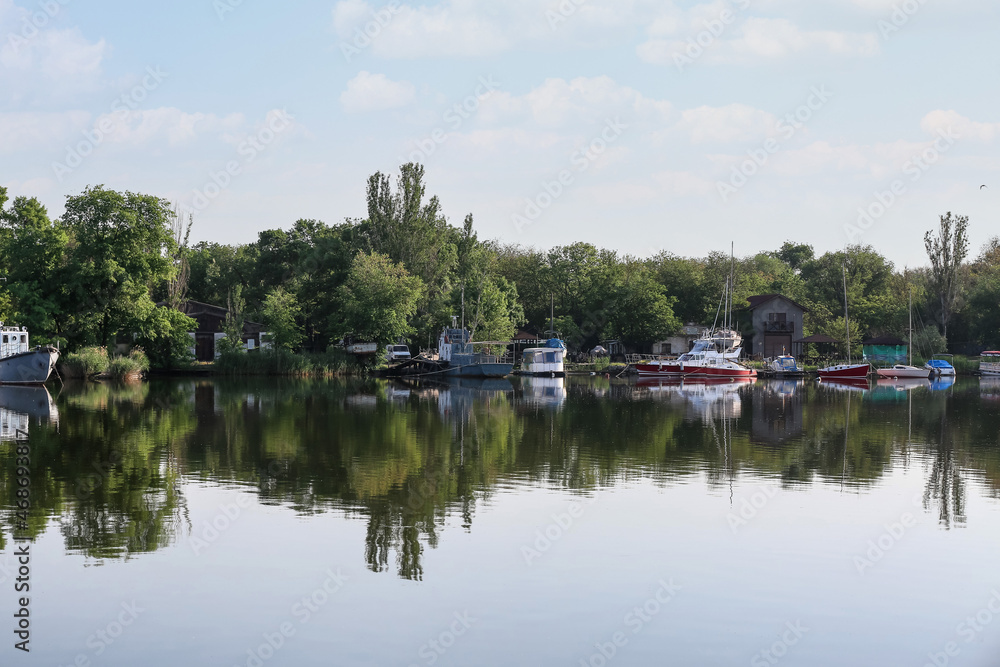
62;346;150;378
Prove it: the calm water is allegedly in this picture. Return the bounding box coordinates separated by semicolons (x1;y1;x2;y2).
2;375;1000;666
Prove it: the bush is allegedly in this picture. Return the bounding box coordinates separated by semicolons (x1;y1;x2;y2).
106;348;150;378
64;347;109;376
594;355;610;371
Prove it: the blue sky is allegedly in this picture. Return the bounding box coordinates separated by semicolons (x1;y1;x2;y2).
1;0;998;266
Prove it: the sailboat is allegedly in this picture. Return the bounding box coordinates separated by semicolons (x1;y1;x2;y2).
876;290;932;379
817;261;870;381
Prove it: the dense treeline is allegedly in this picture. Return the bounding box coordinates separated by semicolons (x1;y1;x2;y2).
2;165;999;367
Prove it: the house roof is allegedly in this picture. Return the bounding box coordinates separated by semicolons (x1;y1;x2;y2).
746;294;810;313
796;334;838;344
862;336;906;346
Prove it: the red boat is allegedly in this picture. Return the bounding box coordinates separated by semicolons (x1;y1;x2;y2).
816;363;871;380
633;328;756;379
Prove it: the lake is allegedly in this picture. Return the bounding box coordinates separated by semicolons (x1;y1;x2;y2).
2;375;1000;666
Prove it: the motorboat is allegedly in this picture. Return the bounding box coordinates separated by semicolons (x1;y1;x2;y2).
924;355;956;376
520;338;566;376
765;355;803;376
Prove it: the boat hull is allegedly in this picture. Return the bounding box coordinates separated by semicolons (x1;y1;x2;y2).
817;364;871;380
875;366;932;379
0;347;59;384
445;362;513;378
634;362;756;379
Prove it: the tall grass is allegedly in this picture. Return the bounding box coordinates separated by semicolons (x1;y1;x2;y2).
63;347;109;377
215;349;358;376
106;348;150;378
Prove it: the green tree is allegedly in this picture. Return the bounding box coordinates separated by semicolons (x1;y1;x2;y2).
0;190;69;342
261;287;303;352
61;186;178;347
338;252;424;348
604;262;680;348
218;285;247;355
924;212;970;341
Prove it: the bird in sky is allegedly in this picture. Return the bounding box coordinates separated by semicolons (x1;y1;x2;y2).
981;184;988;189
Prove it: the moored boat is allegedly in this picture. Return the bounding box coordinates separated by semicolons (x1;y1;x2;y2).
0;324;59;384
520;338;566;376
875;364;932;379
980;351;1000;377
765;355;803;376
633;330;756;379
437;323;513;378
924;355;956;376
817;363;871;380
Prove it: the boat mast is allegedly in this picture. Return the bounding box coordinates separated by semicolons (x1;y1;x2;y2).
908;288;913;366
550;293;554;337
842;261;851;364
461;285;465;342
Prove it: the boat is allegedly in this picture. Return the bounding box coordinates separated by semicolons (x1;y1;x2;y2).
765;355;804;376
979;351;1000;376
633;330;756;379
876;364;932;379
874;292;932;379
520;338;566;376
924;354;956;376
0;324;59;384
817;263;870;381
436;321;513;378
633;250;755;380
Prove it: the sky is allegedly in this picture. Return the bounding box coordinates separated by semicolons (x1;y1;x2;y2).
1;0;998;267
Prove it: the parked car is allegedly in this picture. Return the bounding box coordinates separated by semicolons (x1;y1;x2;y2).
386;345;411;362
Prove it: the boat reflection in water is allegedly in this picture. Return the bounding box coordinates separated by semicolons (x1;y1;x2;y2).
0;385;59;439
816;377;871;393
517;375;566;410
636;376;753;422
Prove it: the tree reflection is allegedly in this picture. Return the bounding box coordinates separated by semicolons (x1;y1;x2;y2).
3;376;999;577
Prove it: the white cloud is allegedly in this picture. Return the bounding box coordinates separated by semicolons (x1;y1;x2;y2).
0;111;90;153
921;110;999;143
637;11;879;66
340;71;416;113
672;104;778;144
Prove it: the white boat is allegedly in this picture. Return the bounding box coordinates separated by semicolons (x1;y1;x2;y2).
924;354;956;376
0;324;59;384
520;338;566;376
766;355;803;376
980;351;1000;376
873;290;929;380
875;364;932;379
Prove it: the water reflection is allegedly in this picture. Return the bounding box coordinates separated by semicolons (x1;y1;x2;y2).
3;377;999;578
0;385;58;439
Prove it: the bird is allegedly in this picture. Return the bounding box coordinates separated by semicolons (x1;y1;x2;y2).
981;184;988;189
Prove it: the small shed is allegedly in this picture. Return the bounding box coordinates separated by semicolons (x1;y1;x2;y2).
174;300;267;361
863;336;906;364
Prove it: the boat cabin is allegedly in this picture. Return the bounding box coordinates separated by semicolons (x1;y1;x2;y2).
0;325;30;359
